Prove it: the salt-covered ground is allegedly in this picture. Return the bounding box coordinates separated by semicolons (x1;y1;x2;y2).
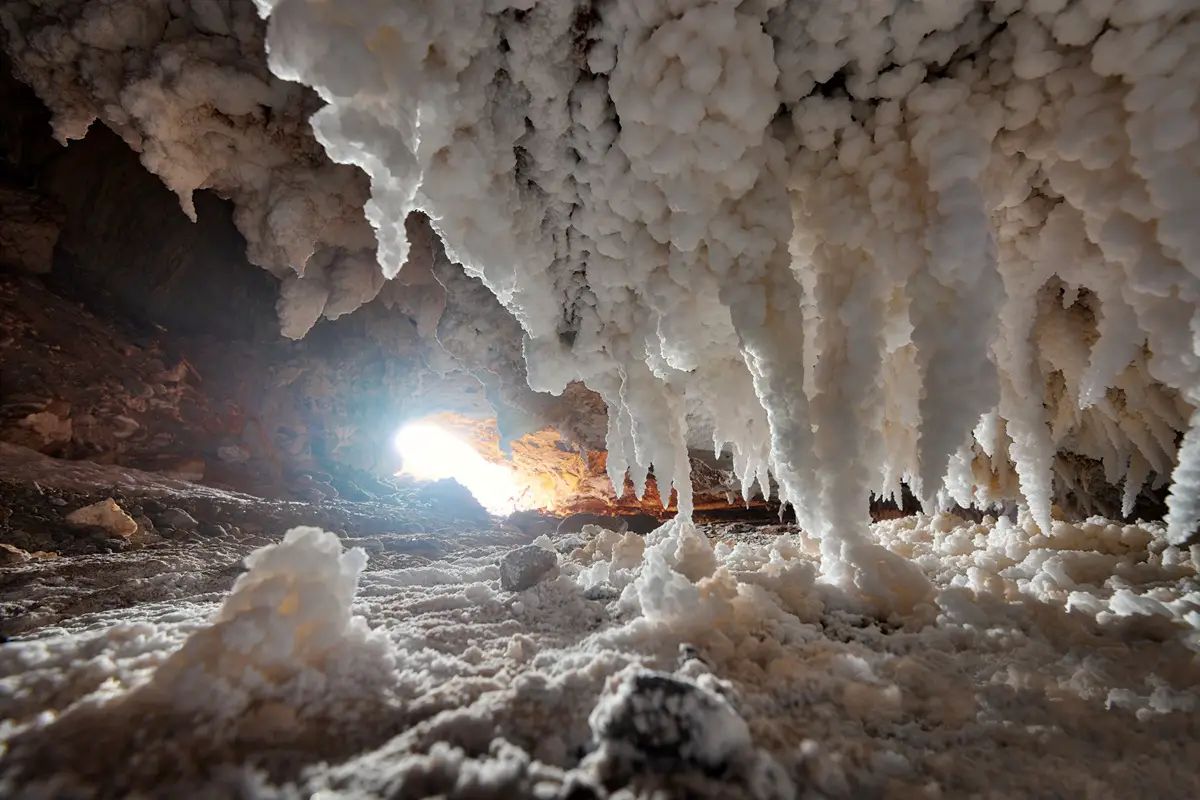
2;483;1199;798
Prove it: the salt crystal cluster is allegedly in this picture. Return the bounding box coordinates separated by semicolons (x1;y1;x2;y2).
148;525;389;716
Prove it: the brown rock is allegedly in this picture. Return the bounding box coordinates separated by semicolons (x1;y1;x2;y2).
621;513;662;534
64;498;138;538
0;187;64;275
15;410;72;449
0;542;31;566
556;513;628;536
160;457;205;482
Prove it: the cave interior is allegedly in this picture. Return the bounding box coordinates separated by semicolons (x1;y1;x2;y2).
1;3;1199;799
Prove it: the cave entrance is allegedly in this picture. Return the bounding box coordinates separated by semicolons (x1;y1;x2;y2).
393;415;531;515
391;412;609;517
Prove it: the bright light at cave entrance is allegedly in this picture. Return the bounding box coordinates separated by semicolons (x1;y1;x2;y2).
393;422;522;516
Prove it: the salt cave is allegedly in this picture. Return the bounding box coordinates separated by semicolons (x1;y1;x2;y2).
1;0;1199;797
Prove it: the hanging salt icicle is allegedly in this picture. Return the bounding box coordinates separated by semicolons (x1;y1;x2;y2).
1165;410;1200;545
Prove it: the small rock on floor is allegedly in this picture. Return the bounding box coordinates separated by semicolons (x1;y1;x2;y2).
155;508;198;531
556;513;628;536
500;544;559;592
589;669;751;772
64;498;137;538
0;542;31;566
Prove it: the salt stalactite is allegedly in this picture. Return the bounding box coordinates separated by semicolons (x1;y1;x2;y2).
1166;409;1200;545
687;359;774;507
81;0;1189;586
905;83;1005;514
0;0;382;337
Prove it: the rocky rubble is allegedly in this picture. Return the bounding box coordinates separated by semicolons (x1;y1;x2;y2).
0;272;213;463
0;268;494;500
0;442;503;636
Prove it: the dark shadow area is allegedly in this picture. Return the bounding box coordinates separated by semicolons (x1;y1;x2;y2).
40;124;282;343
0;51;58;189
0;52;281;343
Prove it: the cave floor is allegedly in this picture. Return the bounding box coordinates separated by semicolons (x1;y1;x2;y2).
0;441;509;637
1;446;1199;798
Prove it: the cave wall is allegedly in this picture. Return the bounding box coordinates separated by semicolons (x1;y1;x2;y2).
41;123;281;342
0;51;62;278
0;51;454;494
1;47;282;343
0;51;56;187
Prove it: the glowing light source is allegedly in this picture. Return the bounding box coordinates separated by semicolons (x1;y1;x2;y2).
393;422;524;515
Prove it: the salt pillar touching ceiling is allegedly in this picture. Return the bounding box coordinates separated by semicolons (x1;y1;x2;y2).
3;0;1198;594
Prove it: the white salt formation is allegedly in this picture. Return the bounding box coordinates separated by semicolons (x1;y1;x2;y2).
0;0;382;337
2;517;1198;797
145;525;392;714
0;526;397;793
236;0;1199;577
